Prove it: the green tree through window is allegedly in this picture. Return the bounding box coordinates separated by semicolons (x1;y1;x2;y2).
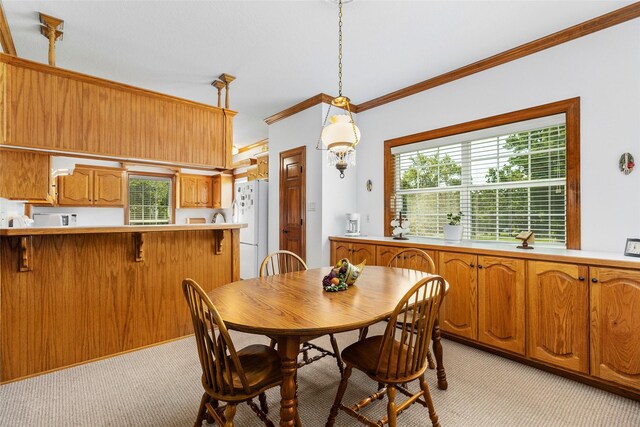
129;176;172;225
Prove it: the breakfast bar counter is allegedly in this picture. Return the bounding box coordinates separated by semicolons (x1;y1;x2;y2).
0;223;245;382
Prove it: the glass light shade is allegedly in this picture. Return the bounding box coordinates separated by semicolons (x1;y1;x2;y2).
321;114;361;148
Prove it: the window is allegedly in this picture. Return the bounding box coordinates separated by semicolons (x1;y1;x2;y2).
128;175;173;225
385;99;580;248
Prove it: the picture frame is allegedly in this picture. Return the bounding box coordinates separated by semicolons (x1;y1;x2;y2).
624;238;640;257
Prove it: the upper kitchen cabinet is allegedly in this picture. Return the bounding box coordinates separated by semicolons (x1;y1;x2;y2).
0;54;235;169
0;148;52;203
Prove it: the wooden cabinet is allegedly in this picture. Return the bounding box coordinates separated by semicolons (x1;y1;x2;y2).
256;154;269;180
330;241;376;265
439;252;478;339
0;149;52;202
477;256;525;355
247;166;258;181
527;261;589;373
0;55;233;169
179;174;212;208
212;174;233;209
439;252;525;353
590;267;640;391
57;166;125;207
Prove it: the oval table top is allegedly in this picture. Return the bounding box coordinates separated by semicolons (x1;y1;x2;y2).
207;266;433;337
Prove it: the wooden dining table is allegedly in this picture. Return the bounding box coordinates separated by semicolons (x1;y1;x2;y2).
207;265;447;426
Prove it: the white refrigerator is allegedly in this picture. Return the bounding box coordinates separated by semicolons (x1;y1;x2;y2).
236;180;268;279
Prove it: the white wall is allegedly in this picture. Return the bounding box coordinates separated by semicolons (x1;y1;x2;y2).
268;104;358;267
356;19;640;253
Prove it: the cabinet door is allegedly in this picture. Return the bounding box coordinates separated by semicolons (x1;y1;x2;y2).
527;261;588;373
57;169;93;205
197;176;213;208
257;156;269;179
477;256;525;355
376;245;402;267
93;170;125;207
212;174;233;209
590;267;640;391
351;243;376;266
0;149;51;202
332;241;351;265
179;175;198;207
439;252;477;339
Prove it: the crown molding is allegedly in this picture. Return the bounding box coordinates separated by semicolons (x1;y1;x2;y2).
265;2;640;122
264;93;360;125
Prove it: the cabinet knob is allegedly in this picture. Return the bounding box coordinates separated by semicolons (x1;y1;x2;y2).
578;276;585;281
478;265;483;269
592;278;599;283
470;263;475;268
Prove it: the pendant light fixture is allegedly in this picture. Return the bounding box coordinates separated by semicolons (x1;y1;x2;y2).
317;0;361;179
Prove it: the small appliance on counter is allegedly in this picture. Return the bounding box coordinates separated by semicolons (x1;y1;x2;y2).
345;213;361;236
33;213;77;227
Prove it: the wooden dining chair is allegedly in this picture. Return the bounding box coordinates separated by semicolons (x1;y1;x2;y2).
325;275;446;427
387;248;441;370
260;251;344;374
182;279;281;427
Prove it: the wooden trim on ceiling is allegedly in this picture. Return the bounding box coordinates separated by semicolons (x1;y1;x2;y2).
0;1;16;56
0;53;236;114
384;97;581;249
359;3;640;112
266;3;640;120
238;138;268;154
264;93;360;125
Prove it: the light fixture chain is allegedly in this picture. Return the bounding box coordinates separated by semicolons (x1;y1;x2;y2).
338;0;343;97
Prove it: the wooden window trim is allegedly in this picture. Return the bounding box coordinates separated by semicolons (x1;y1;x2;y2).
125;171;176;225
384;97;581;249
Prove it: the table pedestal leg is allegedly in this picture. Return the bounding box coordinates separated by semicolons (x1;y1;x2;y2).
432;316;448;390
278;336;301;426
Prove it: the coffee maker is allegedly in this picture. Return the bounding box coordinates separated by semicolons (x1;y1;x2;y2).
345;213;361;236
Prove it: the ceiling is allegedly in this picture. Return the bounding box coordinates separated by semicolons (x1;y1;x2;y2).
2;0;633;148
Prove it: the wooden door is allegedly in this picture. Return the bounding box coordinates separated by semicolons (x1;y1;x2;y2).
93;170;125;207
332;241;351;265
179;175;198;208
439;252;477;339
279;146;305;260
197;176;213;208
351;243;376;265
57;168;93;205
377;245;402;267
527;261;589;373
590;267;640;390
477;256;526;355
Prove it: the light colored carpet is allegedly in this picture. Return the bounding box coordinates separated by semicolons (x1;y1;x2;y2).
0;323;638;427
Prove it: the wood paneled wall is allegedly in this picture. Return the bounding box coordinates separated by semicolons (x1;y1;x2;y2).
0;229;239;382
0;54;234;169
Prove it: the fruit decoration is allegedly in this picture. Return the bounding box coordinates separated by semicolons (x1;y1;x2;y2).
322;258;366;292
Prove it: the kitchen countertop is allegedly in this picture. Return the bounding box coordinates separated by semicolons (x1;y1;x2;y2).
0;223;247;236
329;234;640;269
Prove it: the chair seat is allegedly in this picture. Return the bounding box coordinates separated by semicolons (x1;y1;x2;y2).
229;344;282;392
342;335;418;379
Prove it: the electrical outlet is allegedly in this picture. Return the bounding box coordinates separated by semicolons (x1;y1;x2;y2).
366;214;370;223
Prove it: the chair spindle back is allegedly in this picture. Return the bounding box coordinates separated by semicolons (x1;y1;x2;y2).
260;250;308;277
377;275;446;381
182;279;251;396
387;248;436;274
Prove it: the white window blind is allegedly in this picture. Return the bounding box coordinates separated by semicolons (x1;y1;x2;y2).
128;175;172;225
390;115;567;246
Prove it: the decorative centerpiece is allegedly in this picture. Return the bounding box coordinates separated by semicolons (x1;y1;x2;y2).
322;258;366;292
391;212;410;240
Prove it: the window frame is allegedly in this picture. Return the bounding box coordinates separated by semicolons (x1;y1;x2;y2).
125;172;176;225
384;98;581;249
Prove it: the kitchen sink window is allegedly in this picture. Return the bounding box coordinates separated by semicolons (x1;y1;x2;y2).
389;113;572;247
128;175;173;225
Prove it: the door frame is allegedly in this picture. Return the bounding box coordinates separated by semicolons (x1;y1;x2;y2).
279;146;306;261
